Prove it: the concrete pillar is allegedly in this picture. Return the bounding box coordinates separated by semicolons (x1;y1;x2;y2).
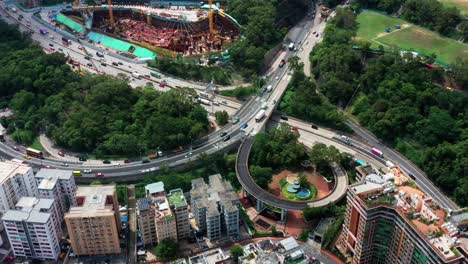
281;208;287;222
256;199;263;212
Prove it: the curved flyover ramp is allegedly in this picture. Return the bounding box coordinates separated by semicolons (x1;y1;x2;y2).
236;137;348;211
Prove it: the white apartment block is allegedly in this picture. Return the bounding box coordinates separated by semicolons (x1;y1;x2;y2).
2;197;62;260
190;174;240;241
35;169;77;216
0;161;37;218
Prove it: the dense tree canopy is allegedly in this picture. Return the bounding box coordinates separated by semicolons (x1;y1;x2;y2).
0;21;209;157
279;60;348;131
155;239;177;260
251;123;307;169
311;7;468;206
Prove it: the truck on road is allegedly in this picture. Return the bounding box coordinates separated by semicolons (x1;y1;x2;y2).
371;147;384;158
62;37;72;45
132;72;140;79
288;42;295;51
255;109;266;122
266;85;273;93
199;98;211;106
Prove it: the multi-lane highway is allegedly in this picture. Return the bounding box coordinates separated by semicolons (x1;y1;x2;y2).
0;1;460;212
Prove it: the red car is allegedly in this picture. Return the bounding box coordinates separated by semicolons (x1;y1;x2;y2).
291;126;299;131
159;83;165;88
58;151;64;157
13;146;20;151
96;172;104;177
144;74;151;79
312;31;316;34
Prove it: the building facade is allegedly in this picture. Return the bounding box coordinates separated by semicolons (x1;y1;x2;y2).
137;182;178;244
337;168;466;264
190;174;239;241
167;189;190;240
2;197;62;260
65;185;121;256
0;161;37;218
35;169;77;215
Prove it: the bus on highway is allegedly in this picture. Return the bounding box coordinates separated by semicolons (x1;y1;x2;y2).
255;109;266;122
26;147;43;159
371;147;384;158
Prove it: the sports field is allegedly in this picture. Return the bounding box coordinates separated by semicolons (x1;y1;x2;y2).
439;0;468;15
356;11;468;64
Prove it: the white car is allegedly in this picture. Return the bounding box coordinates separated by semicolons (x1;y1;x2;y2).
49;35;54;39
83;169;93;173
275;76;279;80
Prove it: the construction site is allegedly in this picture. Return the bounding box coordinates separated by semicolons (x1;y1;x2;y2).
53;1;240;58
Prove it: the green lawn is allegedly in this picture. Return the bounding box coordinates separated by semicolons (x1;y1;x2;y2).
356;11;468;64
439;0;468;15
29;137;43;150
356;11;406;41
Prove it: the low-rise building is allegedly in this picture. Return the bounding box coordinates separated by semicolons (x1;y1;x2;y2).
65;185;121;256
239;237;308;264
137;182;178;245
2;197;62;260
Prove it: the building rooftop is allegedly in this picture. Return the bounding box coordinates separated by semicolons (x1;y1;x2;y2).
240;238;304;264
191;174;239;218
350;164;466;262
66;185;116;218
2;197;54;224
0;160;31;185
37;176;58;190
167;189;187;208
145;182;165;196
35;168;73;180
188;248;226;264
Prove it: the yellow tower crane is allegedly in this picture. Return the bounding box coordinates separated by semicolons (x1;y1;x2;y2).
107;0;115;27
208;0;213;35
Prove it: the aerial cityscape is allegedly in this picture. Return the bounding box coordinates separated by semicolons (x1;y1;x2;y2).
0;0;466;263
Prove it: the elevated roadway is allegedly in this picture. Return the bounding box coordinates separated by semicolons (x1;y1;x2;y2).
0;1;460;214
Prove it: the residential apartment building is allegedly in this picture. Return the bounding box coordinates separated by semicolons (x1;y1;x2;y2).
35;169;77;216
190;174;239;241
65;185;121;256
137;197;157;245
2;197;62;260
168;189;190;240
337;165;467;264
137;182;177;244
0;161;37;217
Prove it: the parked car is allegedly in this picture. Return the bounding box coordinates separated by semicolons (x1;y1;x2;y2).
103;160;111;164
58;151;64;157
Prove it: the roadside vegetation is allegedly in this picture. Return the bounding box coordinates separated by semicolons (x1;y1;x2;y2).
0;21;209;158
310;7;468;206
279;60;349;131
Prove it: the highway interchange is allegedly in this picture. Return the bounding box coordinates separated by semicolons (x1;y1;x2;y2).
0;1;460;212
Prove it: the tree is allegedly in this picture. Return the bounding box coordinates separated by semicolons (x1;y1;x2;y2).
215;110;229;126
302;202;338;221
298;229;309;241
250;165;273;189
309;143;342;169
298;173;310;188
230;245;244;263
155;239;177;260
